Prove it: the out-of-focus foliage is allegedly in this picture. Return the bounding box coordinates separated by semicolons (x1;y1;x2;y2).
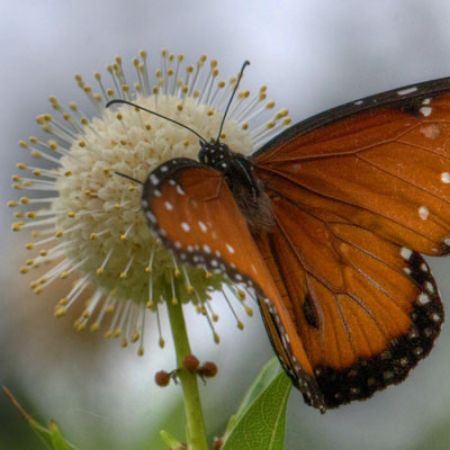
222;358;291;450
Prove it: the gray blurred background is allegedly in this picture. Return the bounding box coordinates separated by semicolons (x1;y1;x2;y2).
2;1;450;449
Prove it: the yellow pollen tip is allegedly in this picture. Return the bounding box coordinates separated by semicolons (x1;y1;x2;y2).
245;306;254;317
174;269;181;278
121;338;129;348
186;285;194;294
19;197;29;205
145;266;152;273
25;243;34;250
90;323;100;332
60;271;70;279
212;313;219;322
159;338;165;348
237;289;246;300
120;234;127;241
12;222;24;232
54;306;67;318
131;332;140;343
113;328;122;338
213;333;220;344
64;170;72;177
204;271;212;279
90;233;98;240
138;346;145;356
119;271;128;279
7;201;17;208
19;266;29;274
171;297;178;305
96;267;104;275
237;321;244;330
55;230;64;238
75;322;87;332
67;211;76;218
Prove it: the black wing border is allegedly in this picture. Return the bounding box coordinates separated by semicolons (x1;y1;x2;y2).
252;76;450;158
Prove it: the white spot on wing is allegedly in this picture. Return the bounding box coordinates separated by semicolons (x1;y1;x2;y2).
400;247;413;260
150;174;159;185
418;292;431;305
418;206;429;220
164;201;174;211
419;106;432;117
226;243;235;254
198;221;208;233
397;87;418;96
181;222;190;232
441;172;450;184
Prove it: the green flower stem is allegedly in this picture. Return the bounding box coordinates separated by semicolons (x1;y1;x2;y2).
167;299;209;450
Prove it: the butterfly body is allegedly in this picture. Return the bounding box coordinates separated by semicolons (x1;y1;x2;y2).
199;140;274;231
140;76;450;411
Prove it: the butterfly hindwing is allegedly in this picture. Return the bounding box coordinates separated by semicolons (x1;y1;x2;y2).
256;196;443;408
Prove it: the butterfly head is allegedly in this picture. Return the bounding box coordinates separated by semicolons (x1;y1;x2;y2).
198;139;233;170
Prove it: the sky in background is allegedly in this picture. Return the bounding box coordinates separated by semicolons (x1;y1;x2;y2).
2;1;450;449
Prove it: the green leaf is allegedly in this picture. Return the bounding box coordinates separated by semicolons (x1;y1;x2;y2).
221;358;291;450
3;386;79;450
160;429;184;449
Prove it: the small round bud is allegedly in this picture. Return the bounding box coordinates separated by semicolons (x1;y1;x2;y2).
155;370;171;387
182;354;200;373
213;437;224;450
199;361;218;378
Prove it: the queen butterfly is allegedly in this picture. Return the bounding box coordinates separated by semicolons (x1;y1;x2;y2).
111;68;450;412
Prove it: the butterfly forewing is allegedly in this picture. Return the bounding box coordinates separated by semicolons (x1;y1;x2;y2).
252;79;450;408
141;158;325;410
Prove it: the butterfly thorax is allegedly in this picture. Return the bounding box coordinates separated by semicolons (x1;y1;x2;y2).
199;140;274;232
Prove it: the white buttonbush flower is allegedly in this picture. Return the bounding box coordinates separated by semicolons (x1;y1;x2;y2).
9;50;291;354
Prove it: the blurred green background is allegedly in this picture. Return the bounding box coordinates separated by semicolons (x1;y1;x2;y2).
2;1;450;449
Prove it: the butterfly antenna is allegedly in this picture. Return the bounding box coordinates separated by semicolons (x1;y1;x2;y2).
216;60;250;142
114;171;143;185
106;99;208;143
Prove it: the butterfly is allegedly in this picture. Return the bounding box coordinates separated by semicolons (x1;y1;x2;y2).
109;66;450;412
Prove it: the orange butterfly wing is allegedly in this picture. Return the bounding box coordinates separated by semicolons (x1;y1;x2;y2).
253;79;449;407
141;158;325;410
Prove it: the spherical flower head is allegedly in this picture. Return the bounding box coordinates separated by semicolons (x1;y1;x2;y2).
10;50;291;353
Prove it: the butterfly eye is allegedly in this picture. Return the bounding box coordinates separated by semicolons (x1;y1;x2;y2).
198;144;209;165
